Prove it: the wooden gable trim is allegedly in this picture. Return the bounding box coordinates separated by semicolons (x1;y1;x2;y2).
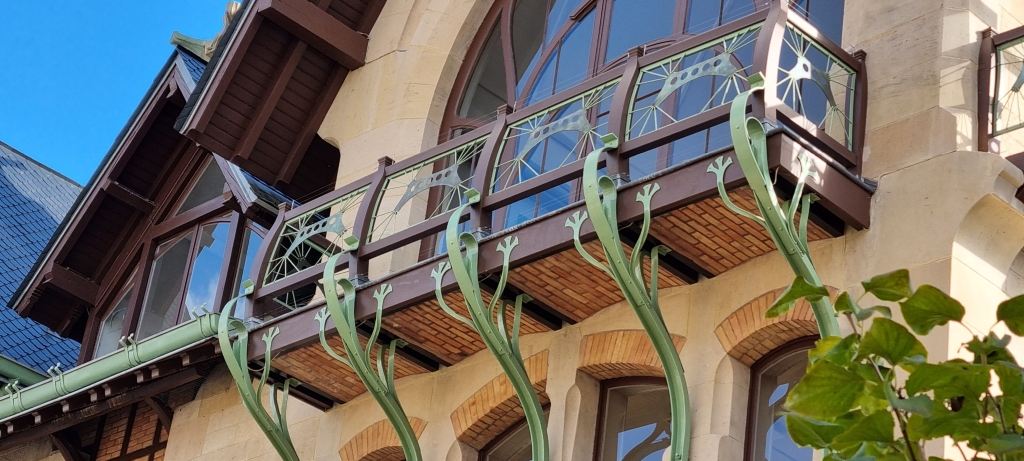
41;264;99;307
256;0;367;69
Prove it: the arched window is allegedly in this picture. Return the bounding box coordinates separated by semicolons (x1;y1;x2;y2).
445;0;845;134
479;409;550;461
744;338;816;461
596;378;671;461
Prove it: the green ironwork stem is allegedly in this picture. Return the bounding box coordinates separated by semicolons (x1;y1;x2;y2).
432;198;549;461
707;73;840;338
318;255;422;461
218;294;300;461
565;135;691;461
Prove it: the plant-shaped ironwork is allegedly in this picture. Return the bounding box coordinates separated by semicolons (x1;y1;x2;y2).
219;289;301;461
317;255;421;461
431;195;548;461
564;133;691;461
706;72;840;337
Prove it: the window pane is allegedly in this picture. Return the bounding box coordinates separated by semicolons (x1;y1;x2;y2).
554;11;595;94
459;21;509;120
545;0;578;44
137;234;194;340
721;0;757;26
750;348;813;461
598;384;671;461
685;0;722;34
801;0;844;44
232;229;264;318
605;0;676;63
484;421;533;461
176;160;227;215
179;222;231;323
94;289;132;357
513;0;547;86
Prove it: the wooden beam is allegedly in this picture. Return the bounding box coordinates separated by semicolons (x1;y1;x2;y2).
43;264;99;306
101;180;155;214
256;0;367;69
234;39;308;160
275;64;346;186
49;430;85;461
144;397;173;431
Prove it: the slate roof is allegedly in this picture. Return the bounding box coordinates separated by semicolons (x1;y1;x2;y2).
176;46;207;83
0;141;83;373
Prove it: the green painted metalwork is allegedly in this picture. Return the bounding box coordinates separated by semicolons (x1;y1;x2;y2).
432;196;548;461
219;289;300;461
317;257;422;461
564;134;691;461
0;313;220;421
707;73;840;338
0;354;45;387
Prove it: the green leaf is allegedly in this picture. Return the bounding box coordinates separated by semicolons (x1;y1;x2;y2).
835;292;858;314
833;410;895;444
882;382;933;417
899;285;966;335
786;360;866;419
966;333;1016;365
766;276;830;318
906;361;991;399
785;413;845;448
857;318;928;367
861;269;913;301
809;334;857;365
983;434;1024;454
999;295;1024;335
996;361;1024;398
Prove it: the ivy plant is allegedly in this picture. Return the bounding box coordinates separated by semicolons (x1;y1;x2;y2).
771;269;1024;461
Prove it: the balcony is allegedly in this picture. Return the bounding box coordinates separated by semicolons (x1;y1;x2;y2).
237;1;872;405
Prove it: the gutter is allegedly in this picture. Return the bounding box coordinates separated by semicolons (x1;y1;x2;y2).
0;355;45;387
0;314;219;421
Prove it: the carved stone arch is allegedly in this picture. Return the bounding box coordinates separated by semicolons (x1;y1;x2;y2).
714;286;837;366
449;351;549;450
577;330;686;380
340;417;428;461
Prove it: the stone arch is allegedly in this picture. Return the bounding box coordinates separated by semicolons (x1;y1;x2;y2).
951;193;1024;296
714;287;836;366
449;351;549;450
340;417;428;461
577;330;686;380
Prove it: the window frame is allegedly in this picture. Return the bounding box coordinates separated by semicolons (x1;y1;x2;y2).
593;376;670;461
743;336;818;461
477;404;551;461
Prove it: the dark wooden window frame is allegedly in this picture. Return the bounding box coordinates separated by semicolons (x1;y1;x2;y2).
477;403;552;461
742;336;818;461
592;376;670;461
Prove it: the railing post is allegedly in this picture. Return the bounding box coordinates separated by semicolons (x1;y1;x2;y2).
979;28;995;152
751;0;788;122
606;46;644;179
249;202;291;318
564;133;692;461
707;73;840;338
350;157;393;282
852;49;869;171
471;105;511;233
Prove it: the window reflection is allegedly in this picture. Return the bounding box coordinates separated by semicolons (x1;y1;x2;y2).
748;344;813;461
605;0;675;63
176;159;227;215
179;222;230;322
481;409;549;461
94;288;132;357
231;229;264;318
137;234;194;340
459;21;508;121
598;382;671;461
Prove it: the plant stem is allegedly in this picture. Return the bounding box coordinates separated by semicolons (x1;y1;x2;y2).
866;359;918;461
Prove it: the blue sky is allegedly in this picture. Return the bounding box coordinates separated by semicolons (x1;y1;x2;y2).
0;2;229;185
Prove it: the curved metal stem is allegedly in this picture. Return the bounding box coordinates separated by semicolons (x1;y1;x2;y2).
433;200;549;461
566;136;691;461
218;295;300;461
707;73;840;338
318;255;422;461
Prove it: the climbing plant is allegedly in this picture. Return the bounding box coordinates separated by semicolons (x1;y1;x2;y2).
774;269;1024;460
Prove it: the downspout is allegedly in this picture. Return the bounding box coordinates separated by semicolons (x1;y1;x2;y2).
0;354;45;387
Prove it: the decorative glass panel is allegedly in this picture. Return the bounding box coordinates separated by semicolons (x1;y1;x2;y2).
994;37;1024;136
749;347;812;461
604;0;675;63
495;80;619;192
264;187;367;285
459;21;508;121
628;25;761;141
777;25;856;149
137;234;194;340
94;288;132;357
179;222;230;322
231;229;264;318
368;138;486;243
597;384;671;461
176;160;227;215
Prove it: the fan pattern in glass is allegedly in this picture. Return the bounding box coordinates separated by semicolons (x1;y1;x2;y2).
994;37;1024;136
627;25;761;140
492;81;619;192
777;25;856;149
368;137;486;243
264;187;367;286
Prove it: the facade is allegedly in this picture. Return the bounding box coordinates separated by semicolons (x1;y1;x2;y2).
4;0;1024;460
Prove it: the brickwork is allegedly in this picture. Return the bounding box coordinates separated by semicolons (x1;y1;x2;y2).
508;241;687;322
714;286;836;365
450;351;549;450
649;187;831;276
578;330;686;380
339;417;427;461
272;332;431;402
384;290;551;365
95;402;167;461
